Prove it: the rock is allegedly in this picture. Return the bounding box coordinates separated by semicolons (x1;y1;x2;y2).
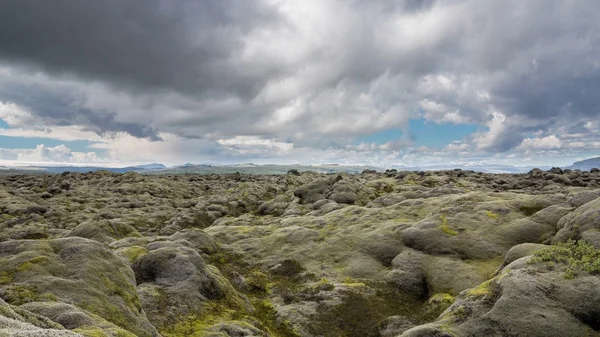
497;218;555;245
40;192;53;199
204;321;268;336
378;316;415;337
503;243;547;265
66;220;140;244
207;204;228;214
168;228;219;254
293;175;342;204
357;232;404;266
329;192;357;204
404;261;600;337
133;240;249;330
568;190;600;207
0;238;159;336
386;249;427;297
369;193;406;207
554;197;600;244
19;302;98;329
312;199;335;210
25;205;47;215
423;255;488;295
162;211;215;233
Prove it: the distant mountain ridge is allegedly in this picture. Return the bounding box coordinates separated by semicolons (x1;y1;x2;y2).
567;157;600;171
36;163;166;174
2;158;599;174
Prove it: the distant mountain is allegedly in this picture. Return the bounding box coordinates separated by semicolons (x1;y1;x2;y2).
567;157;600;171
392;163;551;173
0;161;579;175
37;163;167;174
158;163;382;175
130;163;166;170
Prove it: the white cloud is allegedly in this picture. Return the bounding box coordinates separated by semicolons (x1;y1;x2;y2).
472;111;507;150
518;135;564;150
0;144;104;165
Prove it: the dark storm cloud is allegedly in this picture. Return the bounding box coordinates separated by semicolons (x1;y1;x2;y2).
0;0;281;98
0;70;161;140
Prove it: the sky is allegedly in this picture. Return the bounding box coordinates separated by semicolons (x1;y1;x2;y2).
0;0;599;167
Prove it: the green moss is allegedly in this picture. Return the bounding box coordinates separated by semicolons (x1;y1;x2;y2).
426;293;456;316
316;278;335;291
100;275;142;314
73;327;136;337
308;282;434;337
161;301;242;337
73;327;109;337
485;211;499;220
15;256;50;273
439;214;458;236
0;213;14;222
317;223;337;242
530;240;600;278
467;257;504;279
161;298;298;337
16;261;34;272
0;270;14;284
270;259;304;277
251;299;300;337
246;270;269;293
1;284;55;305
466;279;492;297
342;277;366;288
119;246;148;263
441;304;469;321
519;204;545;216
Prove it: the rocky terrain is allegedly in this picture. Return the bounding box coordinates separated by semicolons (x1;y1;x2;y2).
0;167;600;336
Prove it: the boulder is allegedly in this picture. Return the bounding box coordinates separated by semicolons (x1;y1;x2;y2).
0;238;159;336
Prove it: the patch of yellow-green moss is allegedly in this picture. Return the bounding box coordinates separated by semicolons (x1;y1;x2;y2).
100;274;142;314
428;293;456;316
317;223;337;242
161;301;243;337
429;293;455;305
485;211;499;220
467;257;504;279
119;246;147;263
341;277;366;288
307;282;434;337
466;279;493;297
161;299;299;337
465;270;510;298
1;284;57;305
439;214;458;236
519;204;546;216
73;327;137;337
73;327;109;337
0;270;15;285
246;270;269;292
0;213;14;222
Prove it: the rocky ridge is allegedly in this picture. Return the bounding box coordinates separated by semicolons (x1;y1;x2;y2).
0;167;599;336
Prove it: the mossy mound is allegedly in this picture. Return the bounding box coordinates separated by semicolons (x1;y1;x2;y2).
0;238;159;337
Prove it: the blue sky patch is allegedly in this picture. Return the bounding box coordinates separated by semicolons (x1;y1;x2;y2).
355;119;481;148
0;135;105;155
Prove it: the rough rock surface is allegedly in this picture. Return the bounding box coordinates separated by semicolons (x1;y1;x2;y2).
0;169;599;336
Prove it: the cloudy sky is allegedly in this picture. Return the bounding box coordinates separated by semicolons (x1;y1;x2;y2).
0;0;599;167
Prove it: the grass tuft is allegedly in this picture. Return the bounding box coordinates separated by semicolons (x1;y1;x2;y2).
530;240;600;278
